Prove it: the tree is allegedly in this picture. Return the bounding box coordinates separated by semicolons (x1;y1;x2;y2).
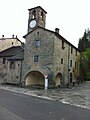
78;29;90;52
80;49;90;80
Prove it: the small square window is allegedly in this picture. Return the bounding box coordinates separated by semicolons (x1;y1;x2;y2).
34;55;39;62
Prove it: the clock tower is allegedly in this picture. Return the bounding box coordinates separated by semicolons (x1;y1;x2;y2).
27;6;47;32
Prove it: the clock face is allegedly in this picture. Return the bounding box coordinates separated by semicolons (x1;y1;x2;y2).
30;20;37;28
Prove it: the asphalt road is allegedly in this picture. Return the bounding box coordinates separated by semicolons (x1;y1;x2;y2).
0;89;90;120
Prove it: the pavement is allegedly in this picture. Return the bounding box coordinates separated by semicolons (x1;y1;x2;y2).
0;89;90;120
0;106;24;120
0;81;90;110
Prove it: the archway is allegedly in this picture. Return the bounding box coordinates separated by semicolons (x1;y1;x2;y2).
55;73;62;87
25;71;45;88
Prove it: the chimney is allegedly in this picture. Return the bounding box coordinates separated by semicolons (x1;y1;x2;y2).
55;28;59;34
16;35;17;38
2;35;4;39
12;34;14;38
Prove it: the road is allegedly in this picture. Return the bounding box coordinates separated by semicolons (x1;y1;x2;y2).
0;89;90;120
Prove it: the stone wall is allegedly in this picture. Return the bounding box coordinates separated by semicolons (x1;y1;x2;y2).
0;59;22;84
53;36;69;85
22;27;80;87
6;60;21;84
0;38;21;52
22;28;55;82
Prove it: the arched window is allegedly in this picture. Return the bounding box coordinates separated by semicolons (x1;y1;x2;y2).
10;61;15;69
32;10;36;19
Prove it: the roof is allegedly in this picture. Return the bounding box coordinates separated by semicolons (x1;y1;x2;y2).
7;51;24;60
28;6;47;14
0;46;24;60
23;26;81;52
0;37;22;43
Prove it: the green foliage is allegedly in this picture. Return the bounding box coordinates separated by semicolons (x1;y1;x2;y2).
78;29;90;80
78;29;90;52
81;48;90;59
85;72;90;80
80;48;90;80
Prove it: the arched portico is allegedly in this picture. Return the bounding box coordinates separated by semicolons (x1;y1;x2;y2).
55;73;62;87
25;71;45;88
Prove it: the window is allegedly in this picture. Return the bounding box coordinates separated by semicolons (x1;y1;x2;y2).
70;73;72;83
37;32;39;35
75;62;76;68
3;58;6;64
12;42;13;45
35;40;40;48
70;60;72;67
61;58;63;64
62;40;65;49
34;55;39;62
71;46;73;54
10;61;15;69
16;76;18;79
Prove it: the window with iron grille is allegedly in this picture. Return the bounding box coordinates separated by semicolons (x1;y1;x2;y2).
34;55;39;62
35;40;40;48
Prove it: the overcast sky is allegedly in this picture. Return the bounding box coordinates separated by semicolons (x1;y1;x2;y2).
0;0;90;47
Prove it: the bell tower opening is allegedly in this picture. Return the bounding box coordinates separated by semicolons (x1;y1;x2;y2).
28;6;47;32
32;10;36;19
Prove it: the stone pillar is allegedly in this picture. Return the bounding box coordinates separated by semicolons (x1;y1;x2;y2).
45;75;48;89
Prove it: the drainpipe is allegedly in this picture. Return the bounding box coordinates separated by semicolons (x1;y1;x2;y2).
67;45;70;87
20;60;22;87
45;75;48;89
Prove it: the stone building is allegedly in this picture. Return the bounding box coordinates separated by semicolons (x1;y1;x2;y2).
0;35;22;52
0;6;80;89
0;36;23;84
0;46;24;84
21;6;80;88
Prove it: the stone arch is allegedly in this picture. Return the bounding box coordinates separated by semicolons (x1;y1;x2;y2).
25;71;45;88
55;73;62;87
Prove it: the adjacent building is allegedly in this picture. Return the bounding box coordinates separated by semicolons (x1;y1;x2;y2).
0;35;21;52
0;46;24;84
